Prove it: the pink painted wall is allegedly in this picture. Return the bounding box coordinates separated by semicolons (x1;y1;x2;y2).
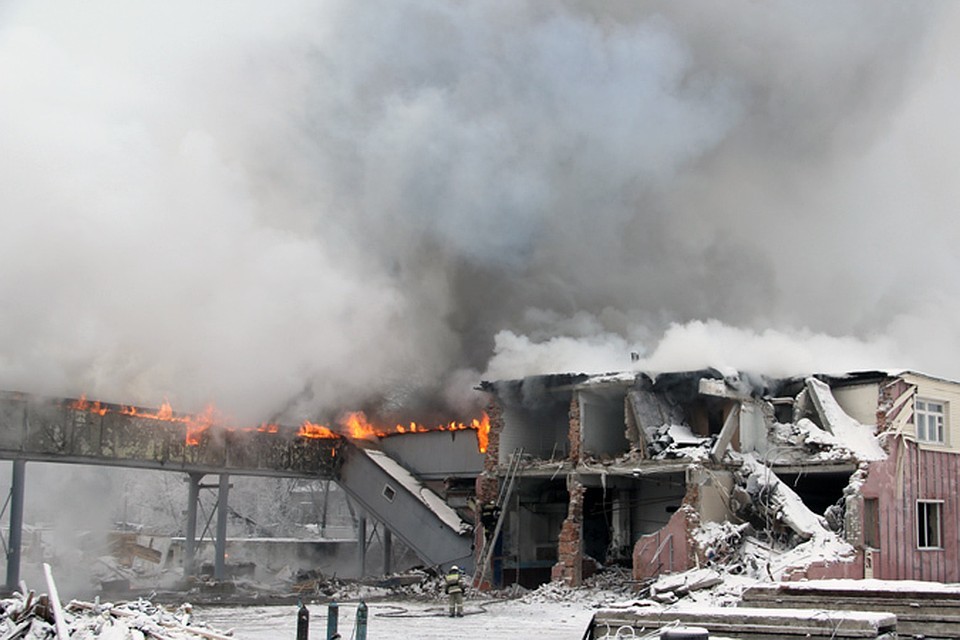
860;436;960;582
632;507;694;580
783;550;864;581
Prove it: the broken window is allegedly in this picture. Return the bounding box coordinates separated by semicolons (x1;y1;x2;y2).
916;399;946;444
917;500;943;549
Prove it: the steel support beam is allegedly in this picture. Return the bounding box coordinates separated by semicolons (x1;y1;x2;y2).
5;460;25;592
184;472;203;577
383;527;392;575
357;512;366;579
214;473;229;581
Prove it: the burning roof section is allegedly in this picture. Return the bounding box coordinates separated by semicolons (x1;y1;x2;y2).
0;386;493;481
0;390;343;478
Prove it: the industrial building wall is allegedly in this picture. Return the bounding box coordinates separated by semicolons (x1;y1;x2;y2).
579;389;629;458
629;474;687;538
378;430;484;479
498;404;570;463
506;483;568;585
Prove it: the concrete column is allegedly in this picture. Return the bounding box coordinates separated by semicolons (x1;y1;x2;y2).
357;513;367;578
5;460;26;592
184;473;203;577
214;473;229;581
382;527;392;575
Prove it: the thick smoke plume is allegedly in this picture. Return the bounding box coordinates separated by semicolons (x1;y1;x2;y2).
1;1;958;424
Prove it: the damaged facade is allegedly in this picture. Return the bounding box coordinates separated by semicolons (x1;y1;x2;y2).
472;369;960;588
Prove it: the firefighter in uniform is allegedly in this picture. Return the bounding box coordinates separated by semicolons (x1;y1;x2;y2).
444;565;464;617
480;501;501;541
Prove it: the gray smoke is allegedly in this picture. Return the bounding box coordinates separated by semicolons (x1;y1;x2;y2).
1;0;958;423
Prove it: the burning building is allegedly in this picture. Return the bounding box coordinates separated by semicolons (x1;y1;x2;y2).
3;367;958;596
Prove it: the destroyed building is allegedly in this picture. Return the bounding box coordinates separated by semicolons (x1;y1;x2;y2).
470;369;960;588
2;369;957;596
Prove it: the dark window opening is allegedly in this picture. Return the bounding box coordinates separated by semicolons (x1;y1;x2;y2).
776;471;850;516
583;488;613;565
863;498;880;549
382;485;396;502
918;501;943;549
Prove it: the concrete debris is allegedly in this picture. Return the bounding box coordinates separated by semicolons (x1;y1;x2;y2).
694;521;752;569
732;455;828;542
515;573;633;607
649;569;722;603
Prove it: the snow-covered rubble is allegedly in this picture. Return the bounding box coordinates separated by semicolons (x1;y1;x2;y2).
0;585;234;639
733;453;830;541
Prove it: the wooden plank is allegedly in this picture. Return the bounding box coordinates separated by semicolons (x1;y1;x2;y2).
42;563;70;640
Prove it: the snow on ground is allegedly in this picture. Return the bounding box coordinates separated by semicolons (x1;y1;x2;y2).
192;577;634;639
193;598;596;640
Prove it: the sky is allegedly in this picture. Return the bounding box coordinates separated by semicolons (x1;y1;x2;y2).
1;1;959;425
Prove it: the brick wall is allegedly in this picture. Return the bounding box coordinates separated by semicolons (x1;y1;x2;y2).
568;394;581;463
552;473;585;586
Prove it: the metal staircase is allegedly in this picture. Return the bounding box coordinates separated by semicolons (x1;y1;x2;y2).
474;448;523;588
336;442;474;572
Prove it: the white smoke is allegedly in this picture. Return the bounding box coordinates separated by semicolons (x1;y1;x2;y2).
1;0;958;424
485;318;906;381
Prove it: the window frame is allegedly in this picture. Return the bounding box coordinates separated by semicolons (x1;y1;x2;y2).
382;484;396;503
917;500;944;550
916;398;947;445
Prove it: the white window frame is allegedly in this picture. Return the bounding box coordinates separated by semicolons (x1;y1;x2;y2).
917;500;944;549
916;398;946;444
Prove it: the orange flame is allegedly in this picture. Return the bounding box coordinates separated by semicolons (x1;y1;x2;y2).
298;421;338;439
473;413;491;454
338;411;490;453
69;395;108;416
68;393;489;452
184;405;217;446
72;396;226;446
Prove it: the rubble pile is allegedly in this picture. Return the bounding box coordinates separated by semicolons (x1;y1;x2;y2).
516;569;636;607
731;454;829;543
0;590;233;639
648;568;722;604
289;569;445;603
